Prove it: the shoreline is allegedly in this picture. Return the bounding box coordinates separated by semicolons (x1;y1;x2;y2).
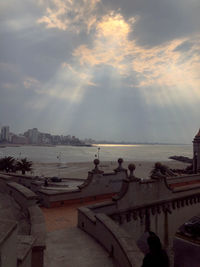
0;143;92;148
0;143;192;148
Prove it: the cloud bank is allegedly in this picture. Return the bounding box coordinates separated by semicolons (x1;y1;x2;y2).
0;0;200;143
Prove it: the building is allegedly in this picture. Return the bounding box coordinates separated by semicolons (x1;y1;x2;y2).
31;128;39;144
12;134;28;144
39;132;52;144
1;126;9;141
24;128;39;144
193;129;200;173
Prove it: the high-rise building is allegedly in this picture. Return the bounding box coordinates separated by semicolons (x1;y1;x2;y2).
31;128;39;144
24;128;39;144
1;126;9;141
12;135;28;144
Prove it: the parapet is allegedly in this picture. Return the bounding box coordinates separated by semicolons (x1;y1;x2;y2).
0;175;46;267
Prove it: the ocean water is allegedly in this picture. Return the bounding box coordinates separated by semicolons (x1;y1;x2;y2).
0;144;193;163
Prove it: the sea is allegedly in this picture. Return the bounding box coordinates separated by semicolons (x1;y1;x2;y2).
0;144;193;163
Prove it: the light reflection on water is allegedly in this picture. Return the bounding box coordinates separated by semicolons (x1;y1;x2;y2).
0;144;192;163
93;144;141;147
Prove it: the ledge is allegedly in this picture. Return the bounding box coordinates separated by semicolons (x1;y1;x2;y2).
17;235;35;262
7;182;37;199
28;206;46;248
86;200;114;210
0;219;17;245
38;188;80;195
0;174;13;181
173;183;200;193
78;207;96;223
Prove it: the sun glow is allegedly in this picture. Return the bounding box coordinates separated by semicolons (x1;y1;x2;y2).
93;144;141;147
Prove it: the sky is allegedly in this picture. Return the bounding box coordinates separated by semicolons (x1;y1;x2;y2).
0;0;200;143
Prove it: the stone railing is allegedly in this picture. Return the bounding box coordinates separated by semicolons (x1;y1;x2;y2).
7;182;37;213
78;207;143;267
38;159;127;207
0;175;46;267
86;200;117;215
0;219;18;267
17;235;35;267
28;206;46;267
0;158;127;208
167;173;200;188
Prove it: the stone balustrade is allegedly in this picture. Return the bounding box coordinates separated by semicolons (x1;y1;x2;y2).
7;182;37;213
0;174;46;267
38;159;127;207
0;220;18;267
78;206;143;267
78;162;200;266
28;206;46;267
167;173;200;188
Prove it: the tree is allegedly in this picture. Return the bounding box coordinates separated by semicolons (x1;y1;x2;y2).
16;158;32;175
0;156;16;173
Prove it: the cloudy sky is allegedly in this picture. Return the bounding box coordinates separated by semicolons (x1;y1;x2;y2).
0;0;200;143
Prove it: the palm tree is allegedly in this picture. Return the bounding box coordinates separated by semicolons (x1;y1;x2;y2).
0;156;16;173
16;158;32;175
150;162;174;179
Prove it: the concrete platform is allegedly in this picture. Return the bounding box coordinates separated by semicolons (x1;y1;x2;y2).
44;227;115;267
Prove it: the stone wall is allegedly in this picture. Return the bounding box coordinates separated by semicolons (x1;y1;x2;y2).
0;159;127;208
167;173;200;187
78;206;143;267
0;175;46;267
0;220;18;267
78;164;200;266
38;160;127;207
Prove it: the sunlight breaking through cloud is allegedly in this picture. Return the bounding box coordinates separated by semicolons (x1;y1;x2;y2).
73;12;200;106
37;0;101;33
73;12;135;76
33;62;96;103
37;8;200;107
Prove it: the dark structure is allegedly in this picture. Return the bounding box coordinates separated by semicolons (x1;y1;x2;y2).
193;129;200;173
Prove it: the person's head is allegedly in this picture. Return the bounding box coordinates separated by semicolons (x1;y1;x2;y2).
147;232;162;251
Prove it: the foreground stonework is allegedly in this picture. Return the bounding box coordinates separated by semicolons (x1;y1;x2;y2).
2;159;127;208
78;164;200;266
1;142;200;267
0;175;46;267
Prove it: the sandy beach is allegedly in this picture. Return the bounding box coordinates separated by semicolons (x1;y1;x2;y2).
32;160;189;179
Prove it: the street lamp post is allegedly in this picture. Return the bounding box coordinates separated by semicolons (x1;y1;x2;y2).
97;147;100;160
57;152;61;178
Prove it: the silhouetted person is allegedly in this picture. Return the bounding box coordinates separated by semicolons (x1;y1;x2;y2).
44;178;49;187
142;232;169;267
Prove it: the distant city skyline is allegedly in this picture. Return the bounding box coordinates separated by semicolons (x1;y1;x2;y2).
0;0;200;144
0;124;194;145
0;125;90;145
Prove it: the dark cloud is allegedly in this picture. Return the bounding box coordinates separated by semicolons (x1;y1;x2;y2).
173;40;194;52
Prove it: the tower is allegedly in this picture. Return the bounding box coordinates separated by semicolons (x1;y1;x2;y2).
1;126;9;141
193;129;200;173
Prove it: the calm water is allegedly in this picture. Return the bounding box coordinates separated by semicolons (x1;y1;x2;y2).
0;144;193;163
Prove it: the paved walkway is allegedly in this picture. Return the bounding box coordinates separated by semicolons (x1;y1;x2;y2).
44;227;115;267
42;199;115;267
41;199;110;232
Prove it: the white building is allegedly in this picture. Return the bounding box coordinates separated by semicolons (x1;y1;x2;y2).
31;128;39;144
24;128;39;144
1;126;9;141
